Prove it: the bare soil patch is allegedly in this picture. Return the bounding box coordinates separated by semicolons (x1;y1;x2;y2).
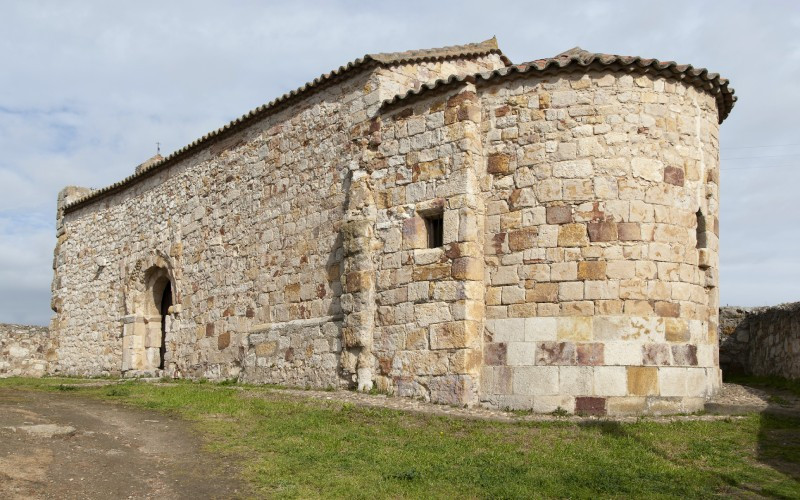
0;388;242;499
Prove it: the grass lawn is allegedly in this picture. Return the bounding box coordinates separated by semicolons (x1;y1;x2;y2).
2;377;799;499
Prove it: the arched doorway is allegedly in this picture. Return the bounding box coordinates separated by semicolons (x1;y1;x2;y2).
122;264;176;374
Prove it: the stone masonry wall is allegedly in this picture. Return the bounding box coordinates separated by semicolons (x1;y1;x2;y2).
0;324;55;378
719;303;800;379
475;71;721;415
52;54;504;388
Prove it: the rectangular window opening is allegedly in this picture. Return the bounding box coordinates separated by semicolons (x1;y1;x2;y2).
424;213;444;248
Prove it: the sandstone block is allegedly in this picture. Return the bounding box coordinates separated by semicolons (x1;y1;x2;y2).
665;318;690;342
578;261;607;280
508;228;539;252
557;317;592;341
557;224;588;247
451;257;482;281
526;283;558;303
429;321;480;350
487;153;512;174
627;366;658;396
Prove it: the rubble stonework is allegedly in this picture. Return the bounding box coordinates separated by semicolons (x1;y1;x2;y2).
0;324;55;377
48;39;736;415
719;303;800;379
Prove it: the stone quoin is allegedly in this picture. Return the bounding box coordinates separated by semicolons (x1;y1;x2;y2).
48;38;735;416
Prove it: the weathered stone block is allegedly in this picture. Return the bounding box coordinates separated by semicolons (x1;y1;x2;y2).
546;205;572;224
557;317;592;341
508;228;538;252
671;344;698;366
535;341;575;365
429;321;480;350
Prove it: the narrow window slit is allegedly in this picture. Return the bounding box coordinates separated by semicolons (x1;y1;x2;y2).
696;210;707;249
423;213;444;248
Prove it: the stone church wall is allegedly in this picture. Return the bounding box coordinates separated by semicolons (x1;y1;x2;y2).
51;53;505;388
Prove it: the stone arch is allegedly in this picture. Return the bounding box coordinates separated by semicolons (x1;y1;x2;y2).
121;251;180;375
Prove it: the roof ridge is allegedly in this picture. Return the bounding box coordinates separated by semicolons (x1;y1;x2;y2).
63;39;510;213
383;48;735;124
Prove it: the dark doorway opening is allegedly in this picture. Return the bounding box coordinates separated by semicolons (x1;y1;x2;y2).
159;282;172;370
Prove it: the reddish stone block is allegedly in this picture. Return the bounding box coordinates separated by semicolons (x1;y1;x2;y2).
664;166;685;186
642;343;671;365
671;344;698;366
617;222;642;241
655;301;680;318
205;323;215;337
218;331;230;350
535;341;576;365
577;343;604;366
575;397;606;416
546;205;572;224
587;221;618;242
484;342;507;366
526;283;559;303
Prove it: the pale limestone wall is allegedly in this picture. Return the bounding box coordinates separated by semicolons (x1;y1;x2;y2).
477;72;721;415
0;324;55;378
51;54;504;388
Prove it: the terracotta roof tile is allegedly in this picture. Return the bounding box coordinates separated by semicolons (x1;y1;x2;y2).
383;46;736;124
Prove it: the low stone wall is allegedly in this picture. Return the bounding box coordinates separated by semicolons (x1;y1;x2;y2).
719;303;800;379
0;324;56;378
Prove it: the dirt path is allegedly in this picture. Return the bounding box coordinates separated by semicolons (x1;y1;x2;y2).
0;388;242;499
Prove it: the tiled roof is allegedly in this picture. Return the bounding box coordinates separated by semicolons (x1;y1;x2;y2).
63;39;510;214
383;46;736;123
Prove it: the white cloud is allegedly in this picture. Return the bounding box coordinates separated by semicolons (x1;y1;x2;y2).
0;0;798;324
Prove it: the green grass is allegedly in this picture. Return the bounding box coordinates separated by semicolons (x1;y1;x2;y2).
2;377;799;499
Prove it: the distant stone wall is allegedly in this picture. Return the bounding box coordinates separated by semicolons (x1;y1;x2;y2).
719;303;800;379
0;324;56;378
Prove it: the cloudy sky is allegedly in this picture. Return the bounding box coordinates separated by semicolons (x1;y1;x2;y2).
1;0;798;325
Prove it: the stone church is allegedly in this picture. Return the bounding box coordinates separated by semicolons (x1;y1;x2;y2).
51;38;735;415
